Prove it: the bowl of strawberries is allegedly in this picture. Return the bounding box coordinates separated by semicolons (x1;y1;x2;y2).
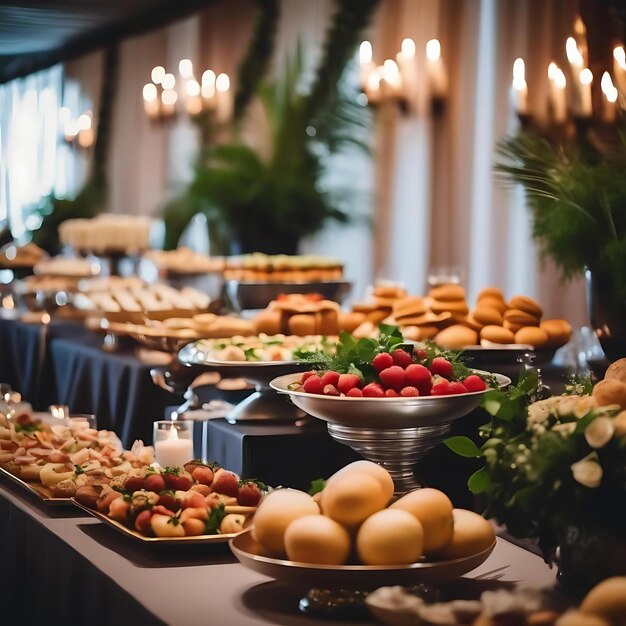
270;326;509;493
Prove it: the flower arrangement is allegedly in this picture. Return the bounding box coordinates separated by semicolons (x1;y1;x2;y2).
445;366;626;590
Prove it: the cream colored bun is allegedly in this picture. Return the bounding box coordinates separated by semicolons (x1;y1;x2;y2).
317;309;339;335
352;320;377;339
393;296;427;319
414;325;439;340
395;312;452;327
580;577;626;625
352;302;382;314
252;489;320;556
162;317;194;329
476;296;507;315
593;379;626;410
400;325;421;342
366;309;390;325
503;320;524;334
373;284;406;299
321;472;388;527
472;306;503;326
477;287;505;302
514;326;549;348
373;297;397;309
284;515;351;565
429;284;466;302
338;311;366;333
327;460;394;503
508;294;543;318
503;308;540;327
193;313;217;325
287;314;317;336
480;325;515;344
356;509;424;565
436;509;495;560
604;359;626;385
462;315;484;333
429;299;469;316
253;310;282;335
540;319;573;349
390;488;454;554
435;325;478;350
557;612;610;626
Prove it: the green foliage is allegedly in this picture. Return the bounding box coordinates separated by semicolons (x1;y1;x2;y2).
495;126;626;302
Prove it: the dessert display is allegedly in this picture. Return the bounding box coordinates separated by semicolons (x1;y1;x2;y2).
144;248;225;275
0;411;154;501
74;461;263;541
33;256;100;277
59;214;154;254
224;254;344;282
0;241;47;269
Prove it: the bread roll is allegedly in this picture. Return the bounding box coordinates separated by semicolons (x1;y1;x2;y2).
503;308;540;327
352;302;382;314
472;306;503;326
480;325;515;344
604;359;626;385
429;284;466;302
288;314;317;336
580;577;626;625
338;312;366;333
477;296;507;315
253;310;282;335
366;309;389;325
540;319;573;349
514;326;549;348
392;296;427;319
373;284;406;299
508;294;543;318
395;311;452;327
317;309;339;335
593;379;626;409
463;315;483;332
503;319;524;333
477;287;504;301
435;325;477;349
429;299;469;316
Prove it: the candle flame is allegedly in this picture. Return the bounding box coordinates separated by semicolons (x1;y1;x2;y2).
548;62;557;79
554;68;566;89
360;41;373;64
382;59;400;87
566;37;583;66
216;73;230;92
151;66;165;84
143;83;157;102
574;16;586;36
168;424;179;440
186;79;200;97
161;73;176;90
178;58;193;78
401;38;416;58
161;88;178;106
614;46;626;70
426;39;441;63
580;68;593;85
601;71;618;102
512;58;526;90
78;113;91;131
367;68;382;91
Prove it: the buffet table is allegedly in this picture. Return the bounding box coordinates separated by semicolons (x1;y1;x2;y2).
0;478;560;626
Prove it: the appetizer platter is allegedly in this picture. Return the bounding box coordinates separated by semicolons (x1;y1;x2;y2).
73;460;263;544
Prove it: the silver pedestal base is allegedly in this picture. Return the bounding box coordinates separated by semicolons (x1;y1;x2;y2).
226;389;307;423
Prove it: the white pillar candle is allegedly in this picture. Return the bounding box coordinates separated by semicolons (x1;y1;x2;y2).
155;424;194;468
548;62;567;124
600;71;618;123
426;39;447;100
579;68;593;117
613;46;626;97
381;59;402;100
359;41;375;92
512;58;528;115
396;38;417;110
215;72;231;123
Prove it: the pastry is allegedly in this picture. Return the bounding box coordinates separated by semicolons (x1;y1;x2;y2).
373;284;406;299
477;287;504;301
288;314;317;336
462;315;483;332
338;312;366;333
503;309;540;327
429;299;469;316
480;325;515;344
508;294;543;318
540;319;573;349
253;311;282;335
429;284;466;302
472;306;503;326
392;297;428;319
514;326;549;348
476;296;507;315
434;325;478;349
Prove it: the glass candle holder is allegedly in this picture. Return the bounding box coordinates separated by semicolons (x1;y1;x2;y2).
153;420;194;468
69;414;98;429
427;265;464;288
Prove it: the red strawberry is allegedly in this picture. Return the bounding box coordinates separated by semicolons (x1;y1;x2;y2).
414;348;428;361
212;469;240;496
379;366;406;391
391;349;413;369
237;482;261;506
448;381;468;394
346;387;363;397
372;352;394;372
301;371;317;383
156;493;180;512
323;384;340;396
124;476;146;492
144;473;166;493
134;509;153;533
303;375;324;395
430;357;454;379
431;380;451;396
337;373;361;394
463;374;487;392
320;371;340;387
405;364;431;388
400;386;420;397
164;472;193;492
385;389;399;397
362;383;385;398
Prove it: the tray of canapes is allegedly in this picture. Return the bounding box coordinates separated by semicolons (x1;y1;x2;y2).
231;461;496;589
72;461;263;544
0;412;154;505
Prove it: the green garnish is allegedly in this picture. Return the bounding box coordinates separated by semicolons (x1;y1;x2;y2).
74;464;85;475
309;478;326;496
205;503;226;535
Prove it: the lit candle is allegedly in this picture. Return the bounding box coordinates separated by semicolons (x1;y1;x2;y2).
154;424;193;468
548;62;567;124
566;37;584;114
215;72;231;122
201;70;217;108
512;57;528;115
365;67;383;105
64;118;79;142
425;39;447;99
161;88;178;117
359;41;375;91
613;46;626;96
179;58;193;79
396;38;417;109
151;66;165;85
381;58;402;99
579;67;593;117
185;79;202;115
161;73;176;91
600;71;618;123
143;83;159;119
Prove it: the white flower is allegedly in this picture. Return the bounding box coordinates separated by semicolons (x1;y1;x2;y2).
572;396;596;419
557;396;579;416
528;401;552;424
552;422;576;436
571;453;603;488
584;417;614;449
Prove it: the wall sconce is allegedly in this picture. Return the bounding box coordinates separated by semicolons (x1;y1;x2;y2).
142;59;231;124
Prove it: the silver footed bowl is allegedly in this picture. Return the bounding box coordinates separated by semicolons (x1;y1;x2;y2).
270;370;510;494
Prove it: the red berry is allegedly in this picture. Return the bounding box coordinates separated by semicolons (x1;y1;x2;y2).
134;509;153;533
379;366;406;391
144;473;166;493
156;493;180;512
320;371;340;387
337;373;361;394
237;482;261;506
372;352;394;372
301;371;317;383
362;383;385;398
124;476;146;492
405;364;432;388
323;384;340;396
400;386;420;397
303;375;324;394
463;374;487;392
414;349;428;361
211;469;240;496
391;349;413;369
192;466;214;486
164;472;193;491
346;387;363;397
182;492;206;509
385;389;399;397
430;357;454;379
431;381;451;396
448;382;469;395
